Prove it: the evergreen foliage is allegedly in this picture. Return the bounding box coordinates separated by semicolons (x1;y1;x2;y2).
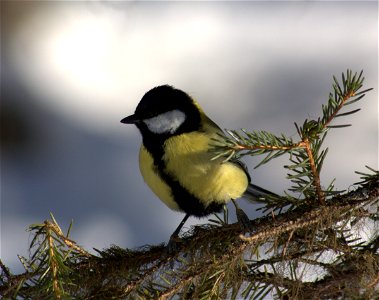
1;70;377;299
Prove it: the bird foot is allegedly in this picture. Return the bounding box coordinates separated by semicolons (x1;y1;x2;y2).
165;235;182;255
235;208;252;232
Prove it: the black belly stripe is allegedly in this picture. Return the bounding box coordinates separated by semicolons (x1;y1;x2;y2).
155;156;223;217
143;137;223;217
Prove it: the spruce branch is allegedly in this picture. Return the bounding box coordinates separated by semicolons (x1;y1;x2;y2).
323;70;372;129
211;69;372;207
1;214;92;299
1;181;377;299
354;165;379;187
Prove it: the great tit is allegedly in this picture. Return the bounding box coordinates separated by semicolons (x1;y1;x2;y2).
121;85;272;250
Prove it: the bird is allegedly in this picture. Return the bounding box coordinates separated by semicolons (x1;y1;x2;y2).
121;85;273;251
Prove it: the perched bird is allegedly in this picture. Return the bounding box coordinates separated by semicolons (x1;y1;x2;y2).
121;85;272;251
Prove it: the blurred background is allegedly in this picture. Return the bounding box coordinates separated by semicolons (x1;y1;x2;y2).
1;1;377;273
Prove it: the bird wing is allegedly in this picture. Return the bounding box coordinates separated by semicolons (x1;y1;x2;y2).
201;113;277;203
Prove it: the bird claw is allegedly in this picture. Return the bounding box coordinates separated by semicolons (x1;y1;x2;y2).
235;208;253;232
165;235;182;255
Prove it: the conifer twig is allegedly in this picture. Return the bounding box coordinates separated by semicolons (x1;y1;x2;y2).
210;70;372;206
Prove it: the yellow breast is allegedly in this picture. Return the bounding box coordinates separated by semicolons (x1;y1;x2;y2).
162;131;249;206
139;146;180;211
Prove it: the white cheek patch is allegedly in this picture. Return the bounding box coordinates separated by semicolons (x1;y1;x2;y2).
143;110;186;134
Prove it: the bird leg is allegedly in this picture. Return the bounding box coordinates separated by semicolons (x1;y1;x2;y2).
166;213;190;254
232;199;252;231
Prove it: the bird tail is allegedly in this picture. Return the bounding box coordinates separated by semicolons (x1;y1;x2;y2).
243;183;277;203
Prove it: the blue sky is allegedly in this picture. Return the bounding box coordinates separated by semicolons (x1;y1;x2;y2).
1;1;377;273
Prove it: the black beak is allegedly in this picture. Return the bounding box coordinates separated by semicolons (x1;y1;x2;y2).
121;114;140;124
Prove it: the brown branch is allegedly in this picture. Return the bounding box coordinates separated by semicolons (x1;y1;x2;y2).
44;220;91;257
46;226;61;300
282;230;295;257
157;255;224;299
240;194;377;244
323;89;356;130
0;259;11;279
158;272;197;300
231;138;326;205
231;141;306;152
2;183;377;299
367;273;379;289
303;137;325;204
121;252;177;297
245;268;366;299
